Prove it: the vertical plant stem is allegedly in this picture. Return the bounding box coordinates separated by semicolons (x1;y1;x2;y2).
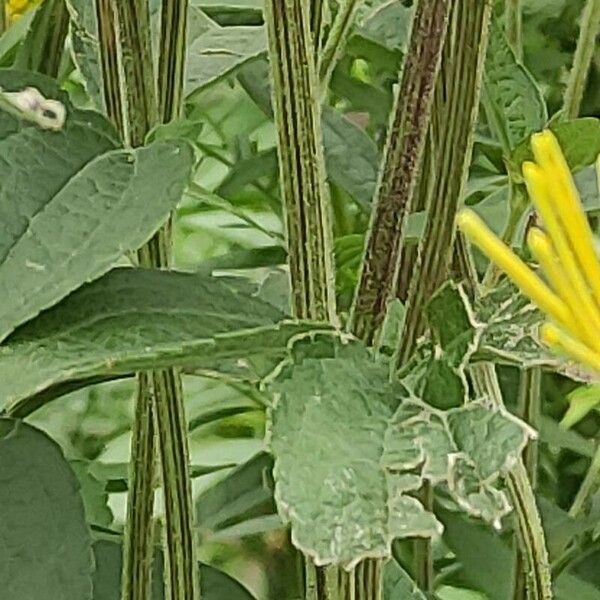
311;0;326;54
319;0;362;89
101;1;199;599
264;0;336;323
395;0;492;368
265;0;338;598
122;373;157;600
350;0;451;346
505;0;523;60
469;368;553;600
563;0;600;120
99;4;159;600
157;0;188;122
513;367;541;600
96;0;124;133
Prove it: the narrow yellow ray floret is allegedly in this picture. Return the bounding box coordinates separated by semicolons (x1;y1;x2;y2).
457;130;600;375
456;210;577;334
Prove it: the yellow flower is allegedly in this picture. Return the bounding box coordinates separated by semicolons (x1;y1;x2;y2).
5;0;40;23
457;130;600;374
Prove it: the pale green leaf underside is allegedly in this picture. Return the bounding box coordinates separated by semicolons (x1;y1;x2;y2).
269;343;530;567
0;139;193;343
0;268;323;416
0;419;93;600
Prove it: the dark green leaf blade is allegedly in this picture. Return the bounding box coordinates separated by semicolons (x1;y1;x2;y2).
0;418;93;600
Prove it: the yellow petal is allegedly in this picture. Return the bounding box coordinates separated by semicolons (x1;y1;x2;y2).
530;130;600;306
541;323;600;375
523;162;600;341
457;209;575;330
527;227;600;349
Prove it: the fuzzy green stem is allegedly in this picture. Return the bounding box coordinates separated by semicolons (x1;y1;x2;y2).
97;4;158;600
504;0;523;60
469;364;553;600
157;0;188;122
96;0;124;133
264;0;338;597
350;0;451;346
264;0;336;323
319;0;362;90
311;0;326;54
563;0;600;120
18;0;69;78
396;0;492;364
513;367;541;600
105;2;199;599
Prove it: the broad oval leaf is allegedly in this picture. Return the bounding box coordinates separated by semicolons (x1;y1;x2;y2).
0;268;324;416
0;418;93;599
0;139;194;342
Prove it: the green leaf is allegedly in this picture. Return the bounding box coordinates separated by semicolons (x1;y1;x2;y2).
383;561;426;600
439;508;513;600
475;281;550;367
196;452;281;541
268;341;530;566
92;535;256;599
0;139;193;342
509;118;600;183
356;1;413;52
0;418;93;600
0;268;320;416
322;106;380;209
65;0;105;109
70;460;114;528
561;384;600;429
186;14;266;94
483;19;547;153
539;415;596;458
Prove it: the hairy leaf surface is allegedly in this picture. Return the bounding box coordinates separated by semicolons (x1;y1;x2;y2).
268;341;530;566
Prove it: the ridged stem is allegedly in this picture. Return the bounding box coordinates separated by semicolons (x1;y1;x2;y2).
349;0;451;346
264;0;338;598
101;1;199;599
563;0;600;120
264;0;337;323
100;3;160;600
469;364;553;600
319;0;362;89
512;367;541;600
395;0;492;368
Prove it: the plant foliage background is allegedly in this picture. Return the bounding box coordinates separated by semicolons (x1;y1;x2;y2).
0;0;599;599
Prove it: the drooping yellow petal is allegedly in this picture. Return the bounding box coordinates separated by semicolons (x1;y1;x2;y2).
527;227;600;349
522;162;600;341
457;209;575;331
541;323;600;375
530;130;600;306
